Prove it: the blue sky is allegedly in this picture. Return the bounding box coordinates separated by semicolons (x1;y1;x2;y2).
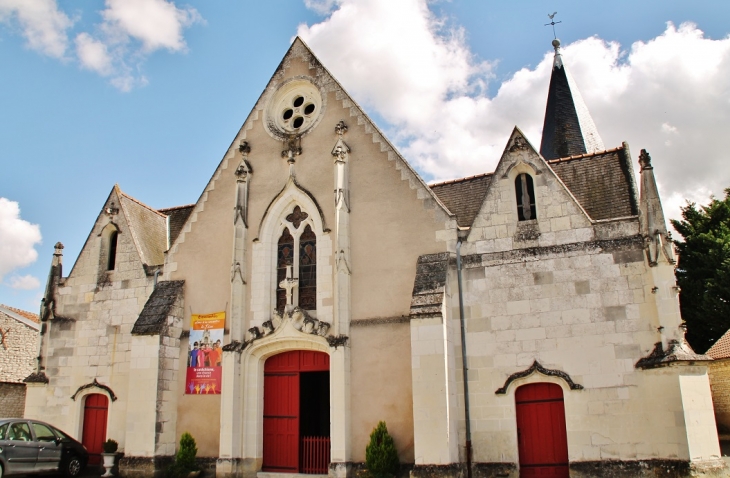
1;0;729;311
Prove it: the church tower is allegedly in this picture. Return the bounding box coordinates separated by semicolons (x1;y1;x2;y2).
540;38;605;160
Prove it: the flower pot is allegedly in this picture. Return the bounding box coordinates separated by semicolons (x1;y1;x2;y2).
101;452;116;477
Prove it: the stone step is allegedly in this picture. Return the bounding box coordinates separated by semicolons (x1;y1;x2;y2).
257;473;328;478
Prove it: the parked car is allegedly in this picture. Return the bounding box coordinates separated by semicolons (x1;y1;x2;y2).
0;419;88;477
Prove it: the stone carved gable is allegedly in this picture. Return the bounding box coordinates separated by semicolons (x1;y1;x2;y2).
65;185;151;282
467;127;593;250
165;38;456;275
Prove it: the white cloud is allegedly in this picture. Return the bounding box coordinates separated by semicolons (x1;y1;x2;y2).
9;274;41;290
299;1;730;222
101;0;201;53
0;0;200;91
0;198;41;282
76;32;113;76
0;0;73;58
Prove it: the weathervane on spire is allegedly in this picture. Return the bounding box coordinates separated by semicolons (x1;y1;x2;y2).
545;12;561;39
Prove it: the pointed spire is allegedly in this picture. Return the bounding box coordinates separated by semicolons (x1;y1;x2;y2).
540;39;604;160
638;149;675;266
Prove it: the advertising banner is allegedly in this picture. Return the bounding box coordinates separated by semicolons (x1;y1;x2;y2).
185;311;225;394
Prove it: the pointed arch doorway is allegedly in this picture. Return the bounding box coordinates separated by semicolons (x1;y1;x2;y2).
515;383;569;478
81;394;109;465
263;350;330;474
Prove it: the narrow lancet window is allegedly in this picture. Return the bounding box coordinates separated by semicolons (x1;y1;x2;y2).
515;173;537;221
276;228;294;314
299;225;317;311
107;231;118;270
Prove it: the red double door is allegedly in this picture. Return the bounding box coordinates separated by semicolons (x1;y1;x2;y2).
82;394;109;465
516;383;569;478
263;350;329;473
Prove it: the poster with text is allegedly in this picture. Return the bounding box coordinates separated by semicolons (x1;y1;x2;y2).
185;311;225;394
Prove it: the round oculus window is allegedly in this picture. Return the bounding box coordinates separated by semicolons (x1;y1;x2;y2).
266;80;323;136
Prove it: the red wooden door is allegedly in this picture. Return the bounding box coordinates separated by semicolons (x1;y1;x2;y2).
82;394;108;466
263;351;329;473
515;383;569;478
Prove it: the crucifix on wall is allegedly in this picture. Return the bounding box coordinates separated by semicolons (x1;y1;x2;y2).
279;265;299;313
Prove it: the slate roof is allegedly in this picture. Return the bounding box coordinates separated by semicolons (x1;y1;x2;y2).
119;191;168;267
429;173;492;228
158;204;194;247
548;146;638;220
131;280;185;335
540;46;604;160
707;329;730;359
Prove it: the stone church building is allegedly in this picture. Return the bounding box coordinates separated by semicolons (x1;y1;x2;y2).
25;38;725;477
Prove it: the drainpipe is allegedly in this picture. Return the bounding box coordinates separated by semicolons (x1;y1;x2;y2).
456;239;472;478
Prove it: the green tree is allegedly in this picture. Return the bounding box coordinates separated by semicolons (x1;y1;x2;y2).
672;188;730;353
365;421;399;478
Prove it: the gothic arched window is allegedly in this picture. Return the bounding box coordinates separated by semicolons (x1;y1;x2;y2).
515;173;536;221
107;231;118;270
276;228;294;314
299;225;317;310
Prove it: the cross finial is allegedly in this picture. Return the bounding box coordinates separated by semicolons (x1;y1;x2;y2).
545;12;561;40
335;120;348;137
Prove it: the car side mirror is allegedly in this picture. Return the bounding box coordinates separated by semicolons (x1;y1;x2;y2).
55;437;62;445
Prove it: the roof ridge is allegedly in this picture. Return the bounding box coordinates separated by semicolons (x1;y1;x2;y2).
119;191;167;218
429;172;494;188
158;204;195;213
0;304;40;324
547;145;624;164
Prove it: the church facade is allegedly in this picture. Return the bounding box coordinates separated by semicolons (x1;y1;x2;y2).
25;38;725;478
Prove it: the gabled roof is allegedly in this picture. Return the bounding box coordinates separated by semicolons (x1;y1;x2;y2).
429;173;492;228
158;204;195;247
0;304;39;329
117;188;168;267
707;329;730;359
540;39;604;160
547;146;638;220
132;280;185;335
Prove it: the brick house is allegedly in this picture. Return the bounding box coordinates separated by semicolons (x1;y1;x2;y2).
25;38;725;477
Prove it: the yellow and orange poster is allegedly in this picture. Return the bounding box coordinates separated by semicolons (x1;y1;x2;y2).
185;311;225;394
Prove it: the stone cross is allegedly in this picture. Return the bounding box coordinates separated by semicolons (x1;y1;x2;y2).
279;265;299;313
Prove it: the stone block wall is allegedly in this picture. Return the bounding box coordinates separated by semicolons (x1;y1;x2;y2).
709;359;730;432
24;190;156;449
0;309;38;383
0;382;27;417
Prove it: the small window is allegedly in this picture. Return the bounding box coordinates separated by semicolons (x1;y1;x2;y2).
0;423;8;440
515;173;536;221
107;231;118;270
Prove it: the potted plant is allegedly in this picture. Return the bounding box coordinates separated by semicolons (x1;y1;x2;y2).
101;439;119;477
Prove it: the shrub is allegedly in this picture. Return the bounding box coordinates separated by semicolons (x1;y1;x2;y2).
365;421;399;478
102;439;118;454
165;432;198;478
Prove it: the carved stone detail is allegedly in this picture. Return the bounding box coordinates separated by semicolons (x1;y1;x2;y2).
281;135;302;163
335;120;348;136
223;307;335;354
635;339;711;369
286;206;309;229
326;334;349;349
495;360;583;394
70;378;118;401
509;136;529;152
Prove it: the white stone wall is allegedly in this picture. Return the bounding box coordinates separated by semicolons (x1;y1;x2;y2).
25;191;156;451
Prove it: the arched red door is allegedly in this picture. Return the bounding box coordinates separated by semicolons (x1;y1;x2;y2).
263;350;329;473
82;394;109;465
515;383;569;478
